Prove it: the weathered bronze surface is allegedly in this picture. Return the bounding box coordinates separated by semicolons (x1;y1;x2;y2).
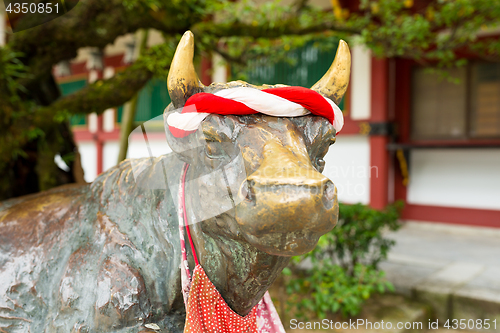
0;31;350;332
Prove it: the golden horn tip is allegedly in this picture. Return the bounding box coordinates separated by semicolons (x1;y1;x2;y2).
167;30;203;108
311;39;351;105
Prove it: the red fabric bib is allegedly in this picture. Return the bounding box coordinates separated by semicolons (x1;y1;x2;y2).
184;265;258;333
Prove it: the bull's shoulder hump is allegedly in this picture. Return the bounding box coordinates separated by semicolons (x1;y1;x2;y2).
90;155;183;217
91;155;181;197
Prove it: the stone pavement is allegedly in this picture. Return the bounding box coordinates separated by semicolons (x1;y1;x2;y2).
381;221;500;331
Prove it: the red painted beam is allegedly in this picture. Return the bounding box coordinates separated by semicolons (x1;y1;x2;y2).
403;204;500;228
70;62;88;77
97;129;121;141
407;139;500;147
339;118;361;135
74;129;121;142
73;130;93;141
103;54;125;68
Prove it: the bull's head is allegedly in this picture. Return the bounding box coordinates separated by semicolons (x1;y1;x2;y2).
165;31;350;258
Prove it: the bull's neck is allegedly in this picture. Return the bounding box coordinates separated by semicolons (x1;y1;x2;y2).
188;219;290;316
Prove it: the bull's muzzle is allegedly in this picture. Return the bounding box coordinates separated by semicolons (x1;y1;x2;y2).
235;140;339;256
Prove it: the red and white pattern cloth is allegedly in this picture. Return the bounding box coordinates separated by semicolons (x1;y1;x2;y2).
184;265;286;333
178;164;287;333
167;86;343;138
184;265;259;333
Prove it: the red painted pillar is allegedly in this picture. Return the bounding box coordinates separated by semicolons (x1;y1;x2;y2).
369;57;390;210
96;114;104;175
200;55;212;86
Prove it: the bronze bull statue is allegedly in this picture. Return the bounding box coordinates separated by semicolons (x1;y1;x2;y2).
0;32;350;332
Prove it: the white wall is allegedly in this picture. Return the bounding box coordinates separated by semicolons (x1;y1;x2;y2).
77;137;172;183
323;135;371;204
212;53;227;83
350;44;371;120
103;141;120;172
127;120;172;159
127;139;172;159
78;142;97;183
408;149;500;210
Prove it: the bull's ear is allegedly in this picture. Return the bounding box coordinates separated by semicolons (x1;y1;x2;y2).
163;105;204;164
311;40;351;105
167;31;204;108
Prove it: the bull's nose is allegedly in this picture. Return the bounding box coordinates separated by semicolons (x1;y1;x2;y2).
235;174;339;255
322;181;336;210
239;177;336;208
235;139;339;256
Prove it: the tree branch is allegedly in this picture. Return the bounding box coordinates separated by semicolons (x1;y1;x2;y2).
10;0;192;87
191;19;360;39
34;59;155;128
209;44;247;66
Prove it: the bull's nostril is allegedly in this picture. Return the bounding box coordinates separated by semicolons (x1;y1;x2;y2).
240;180;256;203
322;181;336;210
310;186;319;196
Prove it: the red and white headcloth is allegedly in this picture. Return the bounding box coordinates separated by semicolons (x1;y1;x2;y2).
166;86;343;138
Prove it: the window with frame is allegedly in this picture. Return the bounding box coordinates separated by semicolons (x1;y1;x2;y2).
411;62;500;140
471;62;500;138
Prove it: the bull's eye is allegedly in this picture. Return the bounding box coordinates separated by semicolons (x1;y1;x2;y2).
316;158;326;173
205;141;226;160
203;141;239;170
311;137;335;172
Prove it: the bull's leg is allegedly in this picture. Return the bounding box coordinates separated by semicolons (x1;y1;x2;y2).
50;250;154;332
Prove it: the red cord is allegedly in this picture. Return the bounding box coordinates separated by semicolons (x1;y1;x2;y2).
181;163;199;266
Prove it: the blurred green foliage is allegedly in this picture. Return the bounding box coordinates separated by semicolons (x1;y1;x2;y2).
124;0;500;72
283;202;403;318
0;46;28;104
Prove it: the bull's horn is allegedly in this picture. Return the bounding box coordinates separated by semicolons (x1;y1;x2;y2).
311;40;351;105
167;31;204;108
